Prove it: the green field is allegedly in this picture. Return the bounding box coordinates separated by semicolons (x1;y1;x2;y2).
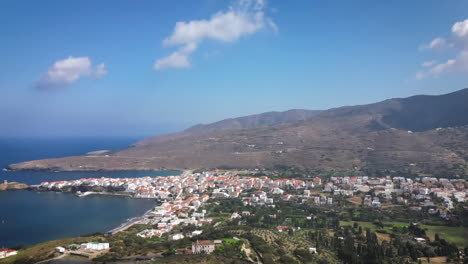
340;221;468;247
220;238;240;245
421;225;468;247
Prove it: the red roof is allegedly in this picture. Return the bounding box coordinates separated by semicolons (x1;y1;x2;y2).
193;240;214;245
0;248;16;253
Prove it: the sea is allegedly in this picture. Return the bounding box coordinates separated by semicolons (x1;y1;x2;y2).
0;137;180;248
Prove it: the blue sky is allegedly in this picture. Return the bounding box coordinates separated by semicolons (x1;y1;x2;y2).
1;0;468;137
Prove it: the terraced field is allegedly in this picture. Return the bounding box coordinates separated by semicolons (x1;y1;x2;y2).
340;221;468;247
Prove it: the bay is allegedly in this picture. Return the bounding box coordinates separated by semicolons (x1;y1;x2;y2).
0;190;156;248
0;137;180;248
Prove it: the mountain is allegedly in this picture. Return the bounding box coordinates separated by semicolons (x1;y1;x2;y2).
135;109;321;146
186;109;322;133
318;88;468;132
8;88;468;177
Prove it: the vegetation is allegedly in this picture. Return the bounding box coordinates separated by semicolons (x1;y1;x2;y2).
3;195;467;264
0;236;102;264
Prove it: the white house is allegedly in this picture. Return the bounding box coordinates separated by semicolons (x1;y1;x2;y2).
414;237;426;243
231;212;241;219
271;188;284;195
137;229;159;238
81;242;109;251
169;233;185;241
191;230;203;237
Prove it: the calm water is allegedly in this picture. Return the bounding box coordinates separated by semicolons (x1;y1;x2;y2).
0;137;180;185
0;137;180;248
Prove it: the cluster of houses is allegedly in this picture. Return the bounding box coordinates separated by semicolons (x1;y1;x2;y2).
55;242;110;254
133;193;212;238
0;248;17;259
324;176;466;216
36;171;466;243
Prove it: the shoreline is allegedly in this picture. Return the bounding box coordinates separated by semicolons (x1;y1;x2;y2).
75;191;134;198
0;181;29;191
29;188;161;200
0;189;158;249
3;167;185;173
107;207;156;234
1;170;177;248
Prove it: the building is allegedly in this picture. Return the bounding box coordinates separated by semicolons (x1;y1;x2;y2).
0;249;17;259
192;240;215;254
276;226;289;232
414;237;426;243
81;242;110;251
55;247;65;253
137;229;159;238
169;233;185;241
231;212;241;219
191;230;203;237
176;248;192;255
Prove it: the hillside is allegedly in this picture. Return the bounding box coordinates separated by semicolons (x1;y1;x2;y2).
8;88;468;177
319;88;468;132
135;109;321;146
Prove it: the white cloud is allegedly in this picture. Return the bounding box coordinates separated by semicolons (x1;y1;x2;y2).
419;37;446;51
154;43;197;70
430;37;446;49
154;0;276;70
36;56;107;88
416;18;468;79
154;48;192;70
94;63;107;78
421;60;436;67
415;71;425;80
452;19;468;38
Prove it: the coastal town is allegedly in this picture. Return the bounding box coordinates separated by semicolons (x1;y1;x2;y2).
35;171;467;224
2;170;466;263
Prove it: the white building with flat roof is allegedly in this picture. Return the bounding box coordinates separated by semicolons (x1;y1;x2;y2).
81;242;109;251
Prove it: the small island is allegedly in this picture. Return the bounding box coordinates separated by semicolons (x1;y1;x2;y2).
0;180;29;191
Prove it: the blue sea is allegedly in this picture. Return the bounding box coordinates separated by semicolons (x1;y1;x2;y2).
0;137;180;248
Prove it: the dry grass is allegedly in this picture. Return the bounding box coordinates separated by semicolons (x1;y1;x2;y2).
0;236;102;264
418;256;447;263
375;233;391;242
346;196;362;206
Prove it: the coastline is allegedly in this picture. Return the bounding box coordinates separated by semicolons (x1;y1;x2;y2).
5;167;184;172
107;207;156;234
5;155;188;172
0;181;29;191
0;189;157;249
75;191;134;198
0;169;180;249
28;187;163;234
